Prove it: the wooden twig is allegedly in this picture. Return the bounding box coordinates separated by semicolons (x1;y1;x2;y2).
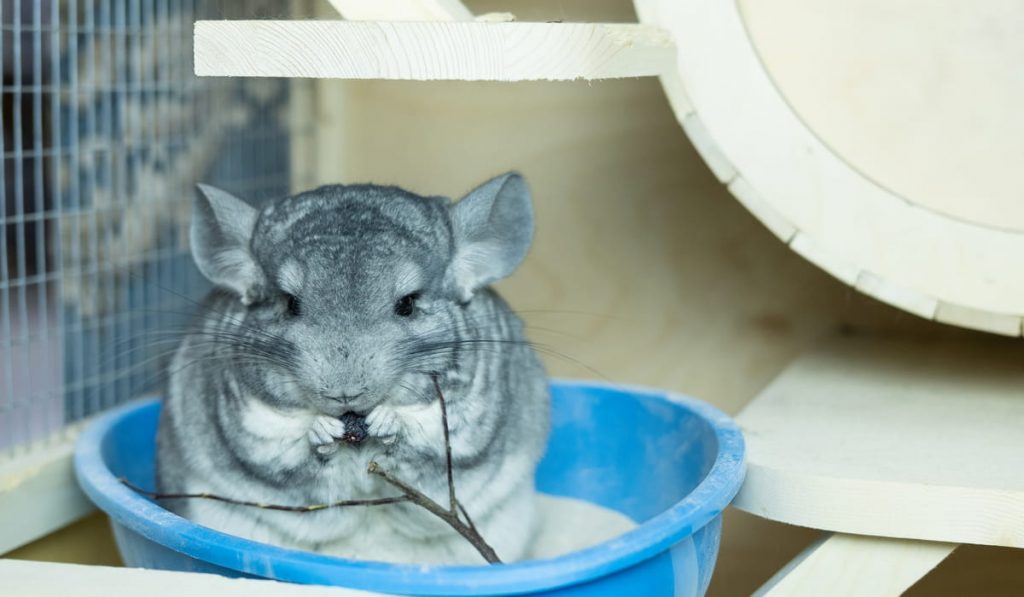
433;375;458;514
368;375;501;563
456;500;480;535
120;478;410;512
368;461;500;563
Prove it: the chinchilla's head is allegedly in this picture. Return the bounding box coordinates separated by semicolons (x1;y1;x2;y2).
190;172;533;414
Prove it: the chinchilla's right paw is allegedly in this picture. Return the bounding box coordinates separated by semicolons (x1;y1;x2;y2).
308;415;346;456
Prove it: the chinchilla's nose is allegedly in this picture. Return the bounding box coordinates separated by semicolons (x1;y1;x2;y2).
321;385;368;402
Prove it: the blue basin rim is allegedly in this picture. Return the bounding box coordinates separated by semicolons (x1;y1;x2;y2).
74;379;746;595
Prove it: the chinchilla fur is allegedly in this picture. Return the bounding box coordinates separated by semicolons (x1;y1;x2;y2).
156;172;549;564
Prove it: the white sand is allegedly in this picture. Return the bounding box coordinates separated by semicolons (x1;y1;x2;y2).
525;494;638;561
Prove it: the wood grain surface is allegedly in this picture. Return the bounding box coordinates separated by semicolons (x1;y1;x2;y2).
194;20;674;81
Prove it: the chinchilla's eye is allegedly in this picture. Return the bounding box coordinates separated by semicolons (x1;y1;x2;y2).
394;292;419;317
285;293;302;317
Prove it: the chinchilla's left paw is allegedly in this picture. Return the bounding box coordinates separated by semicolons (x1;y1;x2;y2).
366;405;402;446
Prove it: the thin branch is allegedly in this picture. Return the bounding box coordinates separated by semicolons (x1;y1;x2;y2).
367;375;501;564
456;500;480;535
368;461;500;563
433;374;457;514
120;478;410;512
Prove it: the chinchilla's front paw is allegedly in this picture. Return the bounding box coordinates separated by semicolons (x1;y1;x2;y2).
366;405;402;446
308;415;346;455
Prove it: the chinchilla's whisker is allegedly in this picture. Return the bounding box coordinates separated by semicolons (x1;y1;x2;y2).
109;314;295;369
96;326;298;381
95;343;184;372
408;311;598;346
112;354;274;393
163;353;289;380
160;328;297;363
397;381;433;405
401;337;614;383
124;271;293;348
507;308;630;324
438;312;589;342
119;348;290;380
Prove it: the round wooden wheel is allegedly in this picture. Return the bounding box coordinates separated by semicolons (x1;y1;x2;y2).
637;0;1024;335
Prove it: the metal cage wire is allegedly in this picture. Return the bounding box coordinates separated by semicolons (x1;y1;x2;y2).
0;0;302;453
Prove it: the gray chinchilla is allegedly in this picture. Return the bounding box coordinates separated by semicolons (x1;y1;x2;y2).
156;172;550;564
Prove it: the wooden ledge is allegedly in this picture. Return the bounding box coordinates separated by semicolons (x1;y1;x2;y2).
734;332;1024;547
194;21;675;81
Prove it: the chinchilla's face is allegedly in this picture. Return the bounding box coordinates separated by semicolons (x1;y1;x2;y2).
247;186;458;414
190;174;533;415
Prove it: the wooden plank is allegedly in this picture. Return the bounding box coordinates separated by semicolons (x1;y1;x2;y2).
755;534;956;597
193;21;675;81
325;0;473;21
734;333;1024;547
0;435;95;554
0;560;385;597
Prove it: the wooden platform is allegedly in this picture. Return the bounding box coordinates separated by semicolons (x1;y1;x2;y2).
735;332;1024;547
735;332;1024;593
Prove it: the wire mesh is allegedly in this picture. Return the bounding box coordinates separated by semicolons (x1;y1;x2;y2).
0;0;303;453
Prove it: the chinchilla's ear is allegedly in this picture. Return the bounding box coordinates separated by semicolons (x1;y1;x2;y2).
191;184;265;304
447;172;534;302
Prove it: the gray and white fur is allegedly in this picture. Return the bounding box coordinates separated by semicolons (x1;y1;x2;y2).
156;172;550;564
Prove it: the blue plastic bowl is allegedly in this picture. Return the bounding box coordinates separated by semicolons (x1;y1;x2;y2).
75;380;744;596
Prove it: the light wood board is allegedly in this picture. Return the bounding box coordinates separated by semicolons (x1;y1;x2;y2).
734;332;1024;547
0;560;383;597
0;434;94;554
636;0;1024;335
194;21;674;81
755;534;956;597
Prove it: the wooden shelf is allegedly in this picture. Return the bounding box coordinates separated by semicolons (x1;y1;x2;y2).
735;332;1024;547
193;21;674;81
735;331;1024;593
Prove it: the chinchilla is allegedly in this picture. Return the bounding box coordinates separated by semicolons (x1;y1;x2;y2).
155;172;550;564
